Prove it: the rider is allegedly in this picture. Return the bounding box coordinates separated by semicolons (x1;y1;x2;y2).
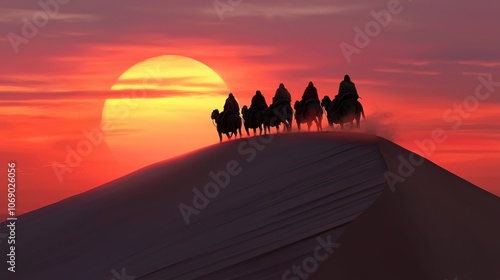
300;81;320;114
250;90;267;112
334;75;359;111
221;93;240;129
338;75;359;100
272;83;292;106
224;93;240;113
248;90;268;121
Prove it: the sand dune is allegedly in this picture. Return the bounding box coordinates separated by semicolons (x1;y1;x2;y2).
0;132;498;280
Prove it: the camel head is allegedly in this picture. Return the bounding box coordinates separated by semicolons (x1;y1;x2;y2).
211;109;220;120
321;96;332;108
293;100;301;110
241;105;248;116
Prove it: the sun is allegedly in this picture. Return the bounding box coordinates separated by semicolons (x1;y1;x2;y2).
110;55;229;93
102;55;230;169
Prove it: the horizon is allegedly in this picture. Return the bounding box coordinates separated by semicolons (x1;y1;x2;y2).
1;0;500;218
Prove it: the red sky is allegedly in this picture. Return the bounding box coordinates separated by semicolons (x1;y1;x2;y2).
1;0;499;218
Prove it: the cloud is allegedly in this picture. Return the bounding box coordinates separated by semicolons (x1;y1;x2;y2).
205;3;364;19
455;60;500;68
0;91;111;101
0;7;101;24
0;88;230;102
374;68;441;76
462;71;494;77
394;59;436;67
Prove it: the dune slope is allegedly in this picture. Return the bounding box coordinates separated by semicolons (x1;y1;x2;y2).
312;138;500;280
1;132;387;280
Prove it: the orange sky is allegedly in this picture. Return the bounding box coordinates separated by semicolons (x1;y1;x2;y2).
1;0;499;219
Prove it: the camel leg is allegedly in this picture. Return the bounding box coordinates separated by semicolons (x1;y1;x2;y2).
218;132;223;143
312;119;319;132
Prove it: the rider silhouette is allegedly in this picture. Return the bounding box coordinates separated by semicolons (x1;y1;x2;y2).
221;93;240;129
299;81;319;115
333;75;360;112
301;81;319;101
338;75;359;100
248;90;267;122
224;93;240;113
250;90;267;112
272;83;292;106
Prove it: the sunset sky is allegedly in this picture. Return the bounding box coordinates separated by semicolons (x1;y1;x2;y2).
1;0;499;218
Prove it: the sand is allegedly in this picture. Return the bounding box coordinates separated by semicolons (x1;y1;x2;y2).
0;132;498;280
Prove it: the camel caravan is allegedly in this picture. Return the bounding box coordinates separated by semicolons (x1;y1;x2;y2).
211;75;365;142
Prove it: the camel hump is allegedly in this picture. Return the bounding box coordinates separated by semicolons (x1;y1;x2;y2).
304;99;321;106
339;93;358;102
